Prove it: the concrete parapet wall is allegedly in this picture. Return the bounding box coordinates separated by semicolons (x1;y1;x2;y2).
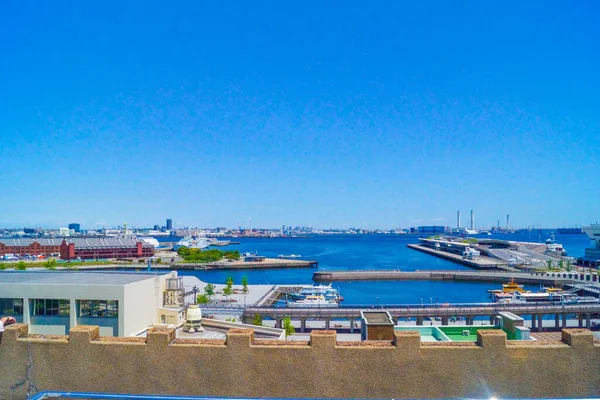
1;325;599;399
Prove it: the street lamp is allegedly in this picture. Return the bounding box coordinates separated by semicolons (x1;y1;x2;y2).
192;285;199;305
420;298;423;306
376;296;379;308
430;298;433;306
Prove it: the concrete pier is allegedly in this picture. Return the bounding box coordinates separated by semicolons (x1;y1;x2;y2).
407;243;507;269
313;269;588;285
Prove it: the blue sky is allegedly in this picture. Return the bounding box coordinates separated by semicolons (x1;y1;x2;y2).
1;1;599;230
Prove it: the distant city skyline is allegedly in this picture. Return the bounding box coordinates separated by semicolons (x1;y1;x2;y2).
1;2;598;229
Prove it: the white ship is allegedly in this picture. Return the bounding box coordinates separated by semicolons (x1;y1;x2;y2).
173;236;210;251
290;295;339;308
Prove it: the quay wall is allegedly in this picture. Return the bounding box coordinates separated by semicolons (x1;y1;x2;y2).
1;325;599;399
407;243;505;269
313;270;566;285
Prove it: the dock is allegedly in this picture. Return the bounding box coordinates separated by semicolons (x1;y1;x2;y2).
407;243;509;269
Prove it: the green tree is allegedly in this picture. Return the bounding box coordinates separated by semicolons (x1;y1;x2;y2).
223;276;234;302
223;250;241;260
557;260;564;270
546;260;553;270
566;260;573;272
283;316;295;338
0;263;5;270
252;314;263;326
44;258;57;270
197;294;210;304
204;283;216;299
177;246;191;256
241;276;249;294
15;261;27;270
222;284;233;301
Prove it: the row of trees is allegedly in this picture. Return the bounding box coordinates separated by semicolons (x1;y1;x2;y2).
251;314;295;336
546;259;573;272
196;276;249;304
177;247;241;263
0;258;66;271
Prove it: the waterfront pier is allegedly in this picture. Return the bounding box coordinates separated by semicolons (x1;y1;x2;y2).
313;269;600;285
407;243;508;269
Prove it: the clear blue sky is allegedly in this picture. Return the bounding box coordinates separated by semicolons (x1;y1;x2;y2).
1;1;598;230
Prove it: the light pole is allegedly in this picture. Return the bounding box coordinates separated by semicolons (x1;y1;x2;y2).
430;298;433;306
192;286;199;305
420;298;423;306
376;296;379;308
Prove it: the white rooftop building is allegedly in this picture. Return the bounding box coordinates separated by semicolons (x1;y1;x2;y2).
0;271;186;337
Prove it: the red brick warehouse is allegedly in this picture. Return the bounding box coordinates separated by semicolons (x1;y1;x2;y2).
60;238;154;260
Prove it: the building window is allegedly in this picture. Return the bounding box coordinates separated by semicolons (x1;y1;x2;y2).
0;298;23;315
31;299;70;316
78;300;118;318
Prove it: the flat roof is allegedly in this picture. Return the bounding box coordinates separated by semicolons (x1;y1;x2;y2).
0;271;164;286
361;311;394;325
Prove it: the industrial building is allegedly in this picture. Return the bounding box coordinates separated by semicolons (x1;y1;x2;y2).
0;238;63;257
579;224;600;268
68;223;81;233
0;271;185;336
60;237;154;260
416;225;447;235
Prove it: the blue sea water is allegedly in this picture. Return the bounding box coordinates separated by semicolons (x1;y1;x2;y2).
167;233;590;305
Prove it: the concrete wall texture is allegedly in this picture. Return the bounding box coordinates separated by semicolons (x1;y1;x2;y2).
0;325;599;399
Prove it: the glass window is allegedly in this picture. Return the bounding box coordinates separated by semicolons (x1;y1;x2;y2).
0;298;24;315
78;300;118;318
79;300;91;317
31;299;69;316
106;300;118;317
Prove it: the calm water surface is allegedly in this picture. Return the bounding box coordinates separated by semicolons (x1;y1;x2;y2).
169;233;589;304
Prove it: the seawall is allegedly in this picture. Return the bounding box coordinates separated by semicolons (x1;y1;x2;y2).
313;270;572;284
1;325;598;399
407;243;507;269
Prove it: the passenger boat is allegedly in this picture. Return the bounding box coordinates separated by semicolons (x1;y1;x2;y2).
278;254;302;259
290;295;339;308
502;278;529;294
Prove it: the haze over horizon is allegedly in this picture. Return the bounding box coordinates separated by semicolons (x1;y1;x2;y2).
1;2;599;230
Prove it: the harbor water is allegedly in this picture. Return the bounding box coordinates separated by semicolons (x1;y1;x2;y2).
166;233;590;305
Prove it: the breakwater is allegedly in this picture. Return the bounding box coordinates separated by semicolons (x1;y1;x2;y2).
406;243;508;269
313;269;599;285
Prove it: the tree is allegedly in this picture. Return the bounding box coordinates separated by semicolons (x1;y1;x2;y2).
566;260;573;272
177;246;191;256
197;294;210;304
223;284;233;301
44;258;57;270
546;260;553;270
223;250;241;260
557;260;564;270
283;316;295;338
204;283;216;300
223;276;234;302
241;276;249;294
252;314;263;326
15;261;27;270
